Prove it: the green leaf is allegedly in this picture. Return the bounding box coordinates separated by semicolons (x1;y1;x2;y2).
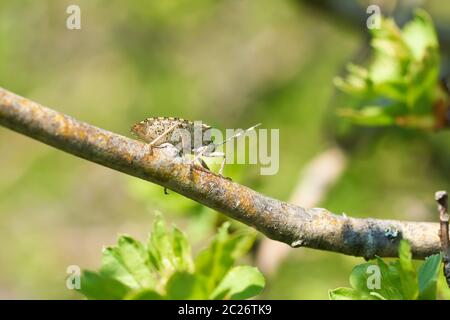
370;292;387;300
418;254;441;300
402;10;438;61
124;289;165;300
195;223;255;294
147;212;174;273
166;272;208;300
146;214;195;283
100;235;155;289
345;257;403;300
408;46;439;113
375;257;403;299
370;18;410;60
335;9;440;129
338;106;397;126
79;271;131;300
328;287;362;300
346;263;381;300
437;266;450;300
78;216;263;301
172;227;194;273
330;241;442;300
210;266;265;300
349;263;374;292
397;240;419;300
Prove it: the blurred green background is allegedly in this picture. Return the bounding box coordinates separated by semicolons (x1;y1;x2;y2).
1;0;450;299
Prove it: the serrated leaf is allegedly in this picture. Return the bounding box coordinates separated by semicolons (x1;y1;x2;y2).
210;266;265;300
148;213;174;273
195;223;256;294
79;271;131;300
398;240;419;300
78;216;263;301
418;254;441;300
335;9;440;129
100;235;155;289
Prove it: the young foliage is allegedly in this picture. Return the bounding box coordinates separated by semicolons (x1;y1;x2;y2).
77;213;265;300
329;240;445;300
334;10;442;129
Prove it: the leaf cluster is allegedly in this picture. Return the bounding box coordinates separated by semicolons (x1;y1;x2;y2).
335;10;441;129
329;240;448;300
78;214;265;300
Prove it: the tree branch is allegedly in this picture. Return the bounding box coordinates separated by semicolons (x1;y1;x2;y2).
0;87;444;259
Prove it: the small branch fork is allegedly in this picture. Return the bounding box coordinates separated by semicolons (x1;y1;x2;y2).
0;87;447;259
436;191;450;286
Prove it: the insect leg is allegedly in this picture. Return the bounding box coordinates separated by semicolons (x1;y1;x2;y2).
198;158;210;170
149;123;179;147
218;157;226;175
204;151;226;175
216;123;261;147
188;145;209;173
191;145;208;164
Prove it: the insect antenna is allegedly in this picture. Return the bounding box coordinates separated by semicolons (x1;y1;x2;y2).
215;123;261;147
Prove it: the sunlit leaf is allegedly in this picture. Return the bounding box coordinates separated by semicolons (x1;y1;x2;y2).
195;223;256;294
397;241;419;299
335;9;440;129
210;266;265;300
100;235;155;289
166;272;208;300
418;254;441;300
79;271;131;300
329;287;363;300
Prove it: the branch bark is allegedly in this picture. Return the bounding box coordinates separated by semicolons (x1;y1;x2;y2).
0;87;444;259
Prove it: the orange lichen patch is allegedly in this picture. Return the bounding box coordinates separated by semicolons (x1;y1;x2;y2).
55;115;71;137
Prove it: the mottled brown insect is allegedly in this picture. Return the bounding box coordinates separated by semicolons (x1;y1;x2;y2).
131;117;260;176
131;117;214;152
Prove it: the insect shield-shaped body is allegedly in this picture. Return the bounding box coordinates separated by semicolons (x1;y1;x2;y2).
131;117;215;155
132;117;261;177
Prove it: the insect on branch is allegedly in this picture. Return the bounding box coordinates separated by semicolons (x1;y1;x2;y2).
0;87;447;259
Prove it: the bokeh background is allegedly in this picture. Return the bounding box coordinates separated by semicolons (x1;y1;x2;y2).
1;0;450;299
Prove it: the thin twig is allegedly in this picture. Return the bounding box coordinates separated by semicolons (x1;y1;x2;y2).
436;191;450;286
0;87;445;259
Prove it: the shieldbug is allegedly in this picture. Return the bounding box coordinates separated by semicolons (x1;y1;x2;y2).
131;117;260;176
